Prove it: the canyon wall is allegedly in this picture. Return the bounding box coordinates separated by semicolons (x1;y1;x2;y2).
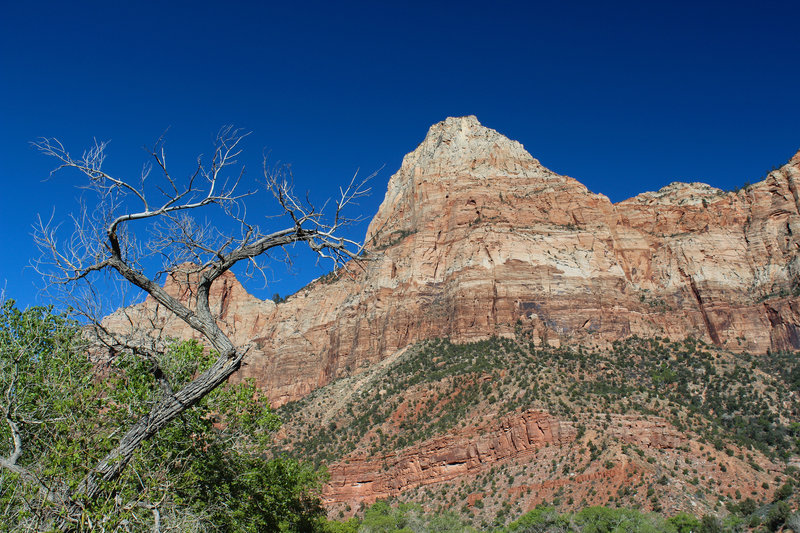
106;116;800;406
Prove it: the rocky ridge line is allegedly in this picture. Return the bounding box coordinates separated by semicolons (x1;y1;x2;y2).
106;116;800;406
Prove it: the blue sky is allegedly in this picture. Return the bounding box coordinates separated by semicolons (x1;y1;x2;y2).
2;0;799;310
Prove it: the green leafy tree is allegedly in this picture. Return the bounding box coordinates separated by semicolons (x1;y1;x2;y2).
574;506;671;533
0;300;96;526
775;481;794;501
0;301;328;531
766;501;791;532
786;512;800;533
668;512;702;533
358;500;475;533
699;514;722;533
0;300;89;468
503;506;568;533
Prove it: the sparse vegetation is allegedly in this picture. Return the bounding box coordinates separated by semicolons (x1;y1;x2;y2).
372;228;418;251
280;334;799;464
276;331;800;525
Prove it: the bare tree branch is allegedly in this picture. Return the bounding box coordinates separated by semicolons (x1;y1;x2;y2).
30;127;372;523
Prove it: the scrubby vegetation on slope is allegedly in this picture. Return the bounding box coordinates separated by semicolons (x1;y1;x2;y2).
277;331;800;527
279;332;799;463
325;498;800;532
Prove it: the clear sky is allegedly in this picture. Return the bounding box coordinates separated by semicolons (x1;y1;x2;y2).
2;0;799;310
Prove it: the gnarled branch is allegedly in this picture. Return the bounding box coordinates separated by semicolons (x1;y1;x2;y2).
30;127;373;524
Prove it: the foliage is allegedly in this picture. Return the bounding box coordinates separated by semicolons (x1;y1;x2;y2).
667;512;701;533
766;501;791;531
0;299;103;527
323;517;361;533
503;506;568;532
0;300;91;467
786;511;800;533
0;301;328;531
574;506;672;532
500;505;680;533
339;502;727;533
776;481;795;501
728;181;752;194
372;229;418;251
318;499;800;533
356;500;476;532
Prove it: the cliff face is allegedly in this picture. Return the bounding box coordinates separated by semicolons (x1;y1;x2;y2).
323;410;573;506
321;410;694;509
359;116;800;359
107;116;800;406
320;410;777;518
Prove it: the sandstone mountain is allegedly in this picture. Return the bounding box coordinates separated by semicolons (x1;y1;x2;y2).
103;117;800;521
107;115;800;407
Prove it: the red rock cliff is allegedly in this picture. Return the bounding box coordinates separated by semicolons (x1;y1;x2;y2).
107;116;800;405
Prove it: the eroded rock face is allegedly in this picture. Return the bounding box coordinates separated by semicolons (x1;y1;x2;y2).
323;410;572;506
108;116;800;406
320;411;757;517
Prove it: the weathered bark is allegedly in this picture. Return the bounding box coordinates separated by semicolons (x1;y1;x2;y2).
75;231;314;499
78;346;241;499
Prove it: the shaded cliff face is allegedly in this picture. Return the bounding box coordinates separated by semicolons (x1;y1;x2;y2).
107;116;800;406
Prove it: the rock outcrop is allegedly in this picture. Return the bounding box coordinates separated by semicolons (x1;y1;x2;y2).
322;410;693;508
107;116;800;406
323;410;572;506
320;409;774;518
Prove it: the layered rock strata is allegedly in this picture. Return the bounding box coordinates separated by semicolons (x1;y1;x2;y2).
323;410;572;506
107;116;800;406
321;410;691;508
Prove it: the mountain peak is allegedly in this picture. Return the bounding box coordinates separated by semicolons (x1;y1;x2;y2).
365;117;549;245
426;115;483;135
405;115;536;173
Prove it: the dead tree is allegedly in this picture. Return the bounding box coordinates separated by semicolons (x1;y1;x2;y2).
28;127;371;521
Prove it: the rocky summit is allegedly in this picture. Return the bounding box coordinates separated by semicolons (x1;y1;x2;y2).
109;115;800;405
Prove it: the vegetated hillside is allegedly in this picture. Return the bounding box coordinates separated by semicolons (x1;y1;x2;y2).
274;332;800;527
